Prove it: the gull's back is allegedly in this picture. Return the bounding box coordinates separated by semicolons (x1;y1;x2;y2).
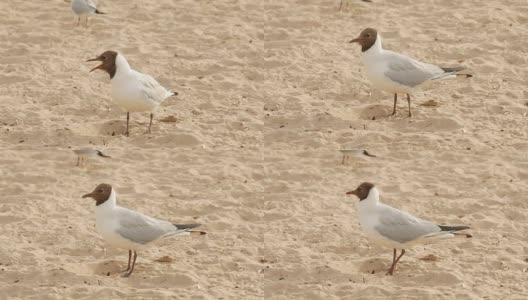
380;50;445;89
113;206;176;246
371;203;441;246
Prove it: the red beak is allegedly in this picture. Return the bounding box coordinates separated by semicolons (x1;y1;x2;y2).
349;37;365;44
86;57;103;72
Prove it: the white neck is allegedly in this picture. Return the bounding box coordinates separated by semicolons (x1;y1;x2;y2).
115;53;132;77
357;187;380;210
362;34;383;58
96;189;117;213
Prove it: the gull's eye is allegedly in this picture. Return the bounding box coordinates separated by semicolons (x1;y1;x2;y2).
101;56;106;60
366;34;371;38
98;189;104;193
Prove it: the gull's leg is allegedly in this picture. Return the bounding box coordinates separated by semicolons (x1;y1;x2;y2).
86;16;89;27
77;16;80;27
338;0;343;10
387;249;405;275
125;112;130;137
391;93;398;115
341;154;346;165
125;250;132;272
406;93;412;117
122;251;137;277
148;113;153;134
76;156;80;167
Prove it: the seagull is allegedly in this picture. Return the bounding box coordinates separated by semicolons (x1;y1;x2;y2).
82;183;206;277
349;28;471;117
346;182;471;275
87;51;178;136
73;149;110;167
70;0;105;27
339;149;376;165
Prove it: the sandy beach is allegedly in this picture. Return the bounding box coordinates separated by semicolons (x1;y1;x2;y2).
1;0;528;299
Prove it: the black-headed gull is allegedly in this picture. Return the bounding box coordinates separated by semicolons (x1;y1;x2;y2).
70;0;105;27
82;183;206;277
349;28;471;117
87;51;178;136
346;182;471;275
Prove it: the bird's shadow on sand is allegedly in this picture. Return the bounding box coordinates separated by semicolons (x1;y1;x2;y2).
98;120;127;136
358;258;394;275
90;260;125;276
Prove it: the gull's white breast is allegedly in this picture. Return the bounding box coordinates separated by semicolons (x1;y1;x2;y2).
361;52;413;94
111;75;159;113
95;207;138;250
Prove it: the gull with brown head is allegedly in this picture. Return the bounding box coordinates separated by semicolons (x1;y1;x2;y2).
346;182;471;275
82;183;206;277
87;51;178;136
349;28;472;117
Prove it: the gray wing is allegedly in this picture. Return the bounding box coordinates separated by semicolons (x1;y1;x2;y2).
374;205;441;243
115;208;175;245
133;70;170;104
383;51;445;88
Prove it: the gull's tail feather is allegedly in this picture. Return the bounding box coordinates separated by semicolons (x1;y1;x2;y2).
456;73;473;78
189;230;207;235
95;9;105;14
163;223;206;237
432;66;472;80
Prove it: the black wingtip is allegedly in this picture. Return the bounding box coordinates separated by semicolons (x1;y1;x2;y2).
174;223;201;230
95;9;106;14
441;66;466;73
171;91;178;97
438;225;470;232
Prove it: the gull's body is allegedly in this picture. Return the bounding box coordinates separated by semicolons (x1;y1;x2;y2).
87;51;177;136
339;149;376;165
71;0;105;27
349;28;471;117
346;182;471;275
73;149;110;166
82;184;205;277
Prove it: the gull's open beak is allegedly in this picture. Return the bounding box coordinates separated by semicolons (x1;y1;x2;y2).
86;57;103;72
82;192;94;199
345;190;357;195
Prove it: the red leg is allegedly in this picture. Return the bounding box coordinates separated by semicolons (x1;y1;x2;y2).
387;249;406;275
122;251;137;277
391;93;398;115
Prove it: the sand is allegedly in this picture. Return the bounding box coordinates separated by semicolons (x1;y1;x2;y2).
1;0;528;299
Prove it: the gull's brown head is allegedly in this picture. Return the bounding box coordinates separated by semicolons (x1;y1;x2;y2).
346;182;375;201
349;28;378;52
87;50;118;79
82;183;113;206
